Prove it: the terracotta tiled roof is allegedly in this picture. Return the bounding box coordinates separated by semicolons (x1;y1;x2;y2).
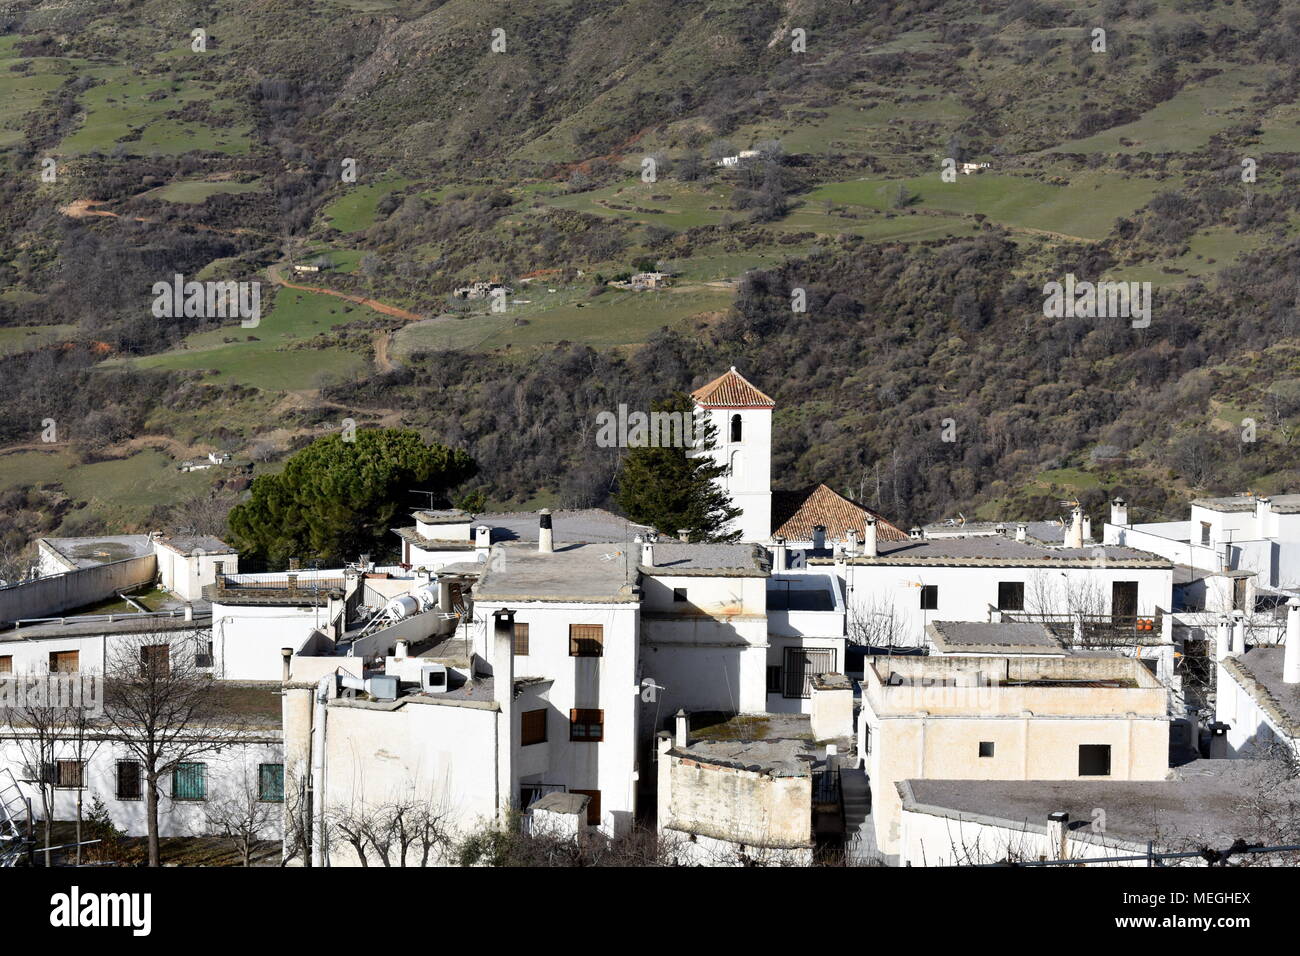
771;484;908;542
690;367;775;408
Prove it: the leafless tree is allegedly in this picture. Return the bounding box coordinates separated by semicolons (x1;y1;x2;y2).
65;676;105;866
203;762;275;866
100;627;247;866
326;793;454;866
0;668;69;866
846;593;916;649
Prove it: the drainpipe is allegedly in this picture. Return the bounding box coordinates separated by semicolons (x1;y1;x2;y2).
1284;599;1299;685
310;673;332;867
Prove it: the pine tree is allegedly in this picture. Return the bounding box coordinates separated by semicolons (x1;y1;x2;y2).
615;393;741;542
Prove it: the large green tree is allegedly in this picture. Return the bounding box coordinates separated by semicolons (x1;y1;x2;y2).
228;428;476;566
614;394;741;542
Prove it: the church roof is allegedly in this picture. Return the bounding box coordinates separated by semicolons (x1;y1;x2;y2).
771;484;908;542
691;367;775;408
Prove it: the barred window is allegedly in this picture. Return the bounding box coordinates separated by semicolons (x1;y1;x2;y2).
569;624;603;657
116;760;142;801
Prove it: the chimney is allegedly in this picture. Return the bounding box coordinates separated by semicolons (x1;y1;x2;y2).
280;647;293;682
641;533;655;568
863;518;878;558
846;529;859;556
677;529;691;543
1231;610;1246;656
909;527;923;540
771;536;788;572
288;557;300;571
1015;523;1027;543
1111;497;1128;526
1046;811;1069;861
184;603;194;621
1081;515;1092;542
674;709;689;748
492;609;516;817
1284;599;1300;684
1216;614;1232;662
475;525;491;550
1066;507;1084;549
812;525;826;551
1256;496;1272;538
538;509;554;554
395;639;409;661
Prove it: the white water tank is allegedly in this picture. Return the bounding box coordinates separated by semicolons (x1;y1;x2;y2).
413;584;439;612
384;595;420;620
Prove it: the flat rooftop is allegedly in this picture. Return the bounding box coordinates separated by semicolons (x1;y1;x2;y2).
902;760;1300;851
38;535;153;568
2;611;211;642
671;736;821;777
478;508;652;545
473;543;638;604
642;543;769;577
814;536;1169;567
1224;646;1300;737
927;621;1066;655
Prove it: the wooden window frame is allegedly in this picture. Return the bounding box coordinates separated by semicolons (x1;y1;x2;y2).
512;622;530;656
55;759;85;789
48;650;79;674
140;644;171;679
0;655;11;675
569;708;604;742
521;708;547;746
569;624;603;658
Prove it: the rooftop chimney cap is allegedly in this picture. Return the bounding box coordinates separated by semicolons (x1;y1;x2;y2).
1047;810;1070;823
280;647;293;659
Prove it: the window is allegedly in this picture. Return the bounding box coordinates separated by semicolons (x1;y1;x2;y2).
521;708;547;746
116;760;142;801
1112;581;1138;621
919;585;938;611
730;414;742;442
55;759;84;789
569;709;604;742
571;789;601;826
0;655;11;675
1140;658;1158;677
783;647;837;699
1078;744;1111;777
673;587;688;603
997;581;1024;612
140;644;170;679
512;622;530;656
766;666;782;693
172;762;207;801
258;764;284;803
1200;521;1212;546
569;624;603;657
195;641;214;669
49;650;79;674
978;741;995;758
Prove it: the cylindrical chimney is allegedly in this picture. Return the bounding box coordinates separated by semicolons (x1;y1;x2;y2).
1216;615;1232;662
863;518;878;558
674;709;689;748
771;536;787;572
1066;507;1084;549
1111;497;1128;526
538;509;554;554
846;529;859;556
1284;599;1300;684
280;647;293;682
1082;515;1092;542
641;537;655;567
1231;610;1246;656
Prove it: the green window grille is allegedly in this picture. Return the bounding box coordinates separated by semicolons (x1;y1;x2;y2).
259;763;284;803
172;762;206;801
